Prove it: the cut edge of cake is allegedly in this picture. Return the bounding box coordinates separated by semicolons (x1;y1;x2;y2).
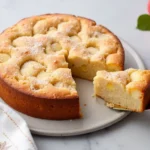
93;68;150;112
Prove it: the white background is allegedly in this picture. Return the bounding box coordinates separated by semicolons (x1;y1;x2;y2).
0;0;150;150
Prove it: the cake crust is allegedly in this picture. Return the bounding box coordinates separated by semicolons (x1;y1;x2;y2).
0;75;79;119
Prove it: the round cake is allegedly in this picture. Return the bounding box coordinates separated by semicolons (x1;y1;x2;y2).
0;14;124;120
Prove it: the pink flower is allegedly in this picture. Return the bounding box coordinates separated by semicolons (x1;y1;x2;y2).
148;0;150;14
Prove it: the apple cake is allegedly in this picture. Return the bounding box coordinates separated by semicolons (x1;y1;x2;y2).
93;68;150;112
0;14;124;119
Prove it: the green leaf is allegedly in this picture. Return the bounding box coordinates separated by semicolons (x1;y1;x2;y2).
137;14;150;31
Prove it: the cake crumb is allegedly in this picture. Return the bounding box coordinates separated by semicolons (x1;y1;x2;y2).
92;94;97;101
84;104;87;106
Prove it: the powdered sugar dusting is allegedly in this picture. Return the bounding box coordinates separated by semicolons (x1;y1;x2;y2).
29;42;43;55
60;71;72;79
36;79;49;85
92;31;102;37
30;78;49;91
107;71;129;85
66;24;73;34
23;37;33;46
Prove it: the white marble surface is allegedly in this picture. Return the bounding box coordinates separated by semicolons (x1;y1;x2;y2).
0;0;150;149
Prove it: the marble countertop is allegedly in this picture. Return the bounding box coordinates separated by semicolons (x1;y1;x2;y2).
0;0;150;149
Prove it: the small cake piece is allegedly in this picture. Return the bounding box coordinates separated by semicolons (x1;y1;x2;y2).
93;68;150;112
106;102;129;111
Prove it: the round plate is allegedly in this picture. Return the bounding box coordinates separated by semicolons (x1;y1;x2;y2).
2;38;145;136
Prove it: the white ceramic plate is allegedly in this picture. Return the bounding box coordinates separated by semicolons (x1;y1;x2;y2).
1;38;145;136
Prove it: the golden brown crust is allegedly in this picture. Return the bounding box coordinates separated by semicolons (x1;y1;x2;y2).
0;13;124;119
0;73;79;120
127;69;150;111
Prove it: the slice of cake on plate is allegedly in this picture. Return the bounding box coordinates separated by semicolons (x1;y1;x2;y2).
93;68;150;112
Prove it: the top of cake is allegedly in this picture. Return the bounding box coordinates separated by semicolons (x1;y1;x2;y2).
0;14;124;99
96;68;150;91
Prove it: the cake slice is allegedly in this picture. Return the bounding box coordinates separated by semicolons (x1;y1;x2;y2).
93;68;150;112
